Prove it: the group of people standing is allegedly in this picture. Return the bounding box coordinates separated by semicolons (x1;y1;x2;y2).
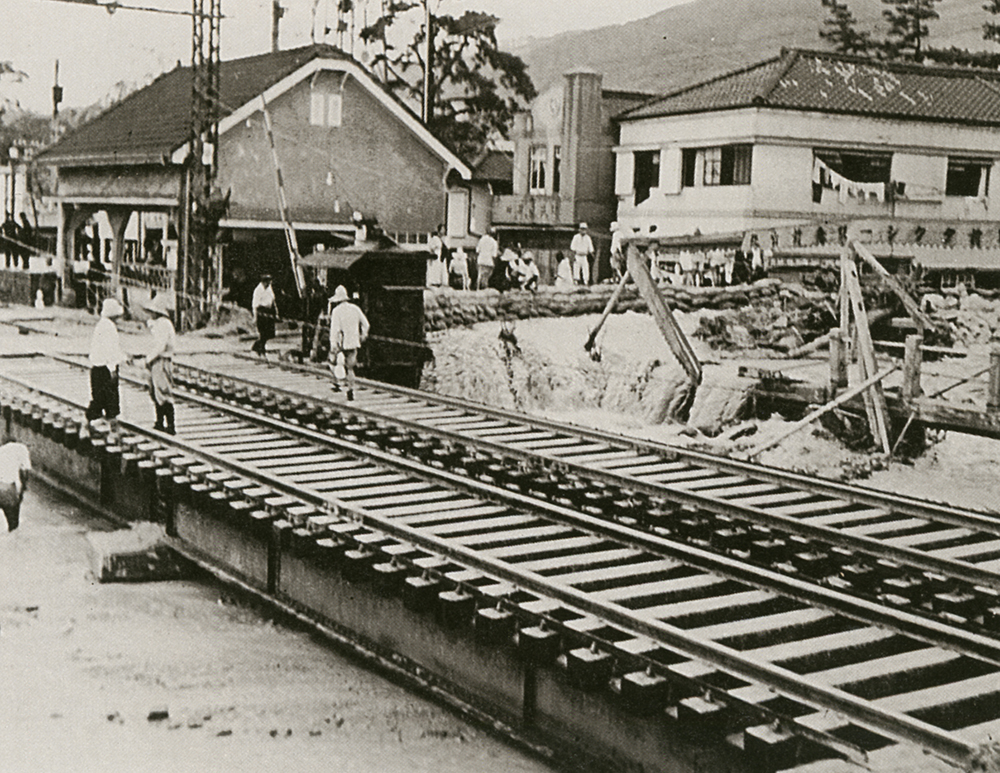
85;294;176;436
1;213;36;270
429;221;607;293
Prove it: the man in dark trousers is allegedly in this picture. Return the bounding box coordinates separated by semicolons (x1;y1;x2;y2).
85;297;126;430
251;273;277;357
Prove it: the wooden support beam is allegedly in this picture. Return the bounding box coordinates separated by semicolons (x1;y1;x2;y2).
746;366;899;459
585;269;631;353
989;340;1000;412
902;335;923;404
626;246;702;384
843;256;892;454
850;240;935;332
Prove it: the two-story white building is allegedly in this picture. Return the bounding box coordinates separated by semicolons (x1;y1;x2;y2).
614;48;1000;254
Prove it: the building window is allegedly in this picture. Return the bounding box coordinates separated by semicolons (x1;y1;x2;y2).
633;150;660;204
946;158;990;197
310;88;343;127
529;146;547;193
552;146;561;194
681;144;752;187
814;149;891;183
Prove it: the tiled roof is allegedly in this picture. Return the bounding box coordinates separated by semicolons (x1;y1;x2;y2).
39;45;351;166
602;89;656;118
619;48;1000;126
473;150;513;183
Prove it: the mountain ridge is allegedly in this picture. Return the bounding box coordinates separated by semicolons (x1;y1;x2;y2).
512;0;997;99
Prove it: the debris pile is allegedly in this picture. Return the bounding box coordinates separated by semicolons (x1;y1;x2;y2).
922;288;1000;347
693;284;835;353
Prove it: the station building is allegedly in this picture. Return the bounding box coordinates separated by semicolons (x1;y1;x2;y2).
36;44;476;311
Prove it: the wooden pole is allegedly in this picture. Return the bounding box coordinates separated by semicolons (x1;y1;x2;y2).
585;269;630;352
850;240;935;332
746;366;899;459
989;339;1000;412
829;329;848;392
902;334;923;404
843;258;892;454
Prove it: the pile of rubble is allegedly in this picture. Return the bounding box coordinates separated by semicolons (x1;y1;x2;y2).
921;287;1000;347
692;284;836;353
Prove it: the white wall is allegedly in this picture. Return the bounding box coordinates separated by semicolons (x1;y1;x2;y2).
615;107;1000;239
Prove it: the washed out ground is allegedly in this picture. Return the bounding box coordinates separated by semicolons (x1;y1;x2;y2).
0;306;551;773
424;305;1000;513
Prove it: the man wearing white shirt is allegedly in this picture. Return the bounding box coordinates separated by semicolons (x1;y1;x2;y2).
0;442;30;532
570;222;594;285
251;273;278;356
328;285;370;401
475;227;499;290
85;297;126;427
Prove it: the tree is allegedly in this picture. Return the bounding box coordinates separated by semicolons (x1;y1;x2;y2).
985;0;1000;48
361;2;536;160
881;0;940;60
819;0;872;55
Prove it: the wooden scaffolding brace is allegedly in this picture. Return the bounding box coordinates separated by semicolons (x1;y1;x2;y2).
749;244;899;458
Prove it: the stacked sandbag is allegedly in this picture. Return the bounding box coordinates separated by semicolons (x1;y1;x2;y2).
423;280;783;332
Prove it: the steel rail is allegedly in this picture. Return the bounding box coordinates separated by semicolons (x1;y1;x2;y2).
229;353;1000;531
174;358;1000;594
128;374;1000;668
0;356;984;766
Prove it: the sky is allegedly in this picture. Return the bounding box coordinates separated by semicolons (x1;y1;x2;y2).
3;0;690;115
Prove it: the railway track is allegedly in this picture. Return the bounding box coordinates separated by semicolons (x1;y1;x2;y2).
173;354;1000;627
3;351;1000;771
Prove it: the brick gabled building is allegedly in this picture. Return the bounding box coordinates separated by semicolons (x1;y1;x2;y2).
38;44;473;308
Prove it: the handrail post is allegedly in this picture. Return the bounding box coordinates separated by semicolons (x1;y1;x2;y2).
902;335;923;404
989;338;1000;412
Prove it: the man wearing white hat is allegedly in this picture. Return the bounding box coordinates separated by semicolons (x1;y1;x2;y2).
85;297;126;428
570;222;594;285
143;295;176;434
328;285;369;401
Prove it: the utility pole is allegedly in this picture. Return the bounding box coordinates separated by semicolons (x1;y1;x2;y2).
48;0;225;329
272;1;284;53
52;60;63;121
179;0;224;330
421;0;432;124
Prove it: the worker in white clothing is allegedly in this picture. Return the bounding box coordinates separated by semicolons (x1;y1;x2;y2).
251;273;277;357
570;222;594;285
328;285;370;401
85;297;127;429
609;222;625;281
0;442;30;532
143;294;176;435
475;227;499;290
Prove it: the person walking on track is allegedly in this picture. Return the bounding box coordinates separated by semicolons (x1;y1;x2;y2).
251;273;277;357
143;295;176;435
85;297;126;430
328;285;369;402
